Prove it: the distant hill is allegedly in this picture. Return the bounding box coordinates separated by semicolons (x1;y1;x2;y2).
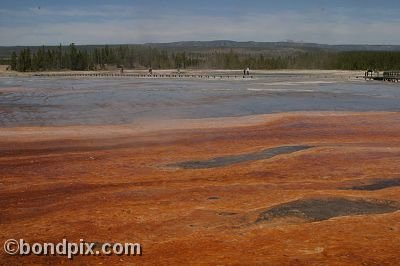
1;40;400;59
145;40;400;52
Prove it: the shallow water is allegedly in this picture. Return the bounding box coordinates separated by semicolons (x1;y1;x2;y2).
1;75;400;127
347;178;400;191
256;198;400;223
169;145;313;169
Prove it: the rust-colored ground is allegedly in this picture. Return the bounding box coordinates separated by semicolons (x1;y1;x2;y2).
1;112;400;265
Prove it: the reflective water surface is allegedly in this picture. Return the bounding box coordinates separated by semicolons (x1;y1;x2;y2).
1;75;400;127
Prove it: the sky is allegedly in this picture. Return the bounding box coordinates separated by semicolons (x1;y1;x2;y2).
1;0;400;46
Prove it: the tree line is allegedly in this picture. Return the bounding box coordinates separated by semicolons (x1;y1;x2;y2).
8;43;400;72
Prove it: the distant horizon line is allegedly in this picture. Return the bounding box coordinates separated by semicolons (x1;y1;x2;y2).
1;40;400;48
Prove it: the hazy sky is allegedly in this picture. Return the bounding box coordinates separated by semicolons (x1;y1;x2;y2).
1;0;400;45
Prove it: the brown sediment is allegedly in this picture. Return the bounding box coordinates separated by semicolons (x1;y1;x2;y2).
1;111;400;265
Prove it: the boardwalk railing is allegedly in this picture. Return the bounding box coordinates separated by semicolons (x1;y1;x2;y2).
383;71;400;81
364;70;400;82
32;73;254;79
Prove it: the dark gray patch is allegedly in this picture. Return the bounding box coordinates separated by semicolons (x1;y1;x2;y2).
256;198;400;223
347;178;400;191
208;196;220;200
218;212;238;216
170;145;313;169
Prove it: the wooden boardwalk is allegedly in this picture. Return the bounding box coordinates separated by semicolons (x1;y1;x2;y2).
32;73;254;79
364;70;400;82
